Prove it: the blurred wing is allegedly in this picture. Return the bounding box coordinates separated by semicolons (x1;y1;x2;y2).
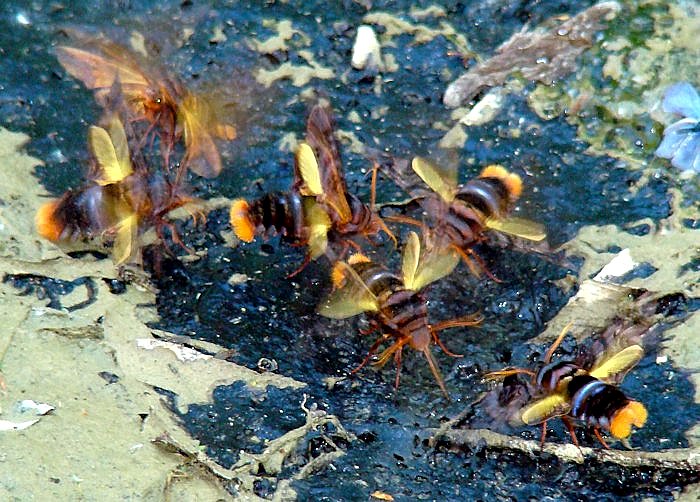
486;216;547;242
411;157;457;202
366;147;434;200
106;116;131;174
402;231;459;291
55;45;151;90
88;119;132;185
411;246;460;291
590;345;644;382
520;394;570;425
318;261;379;319
111;212;138;265
305;105;352;223
305;198;331;259
179;94;226;178
401;231;421;290
296;142;323;196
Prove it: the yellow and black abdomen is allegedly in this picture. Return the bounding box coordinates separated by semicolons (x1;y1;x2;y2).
350;259;431;349
455;177;511;222
230;191;307;244
441;167;519;251
36;184;124;243
567;374;647;439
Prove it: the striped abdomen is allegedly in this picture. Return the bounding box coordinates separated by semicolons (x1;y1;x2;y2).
444;165;522;251
230;191;307;244
456;177;512;220
335;193;374;235
36;184;124;242
351;260;432;350
566;374;647;439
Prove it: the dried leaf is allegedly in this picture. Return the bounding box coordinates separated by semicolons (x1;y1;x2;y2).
0;419;40;431
444;2;621;107
17;400;55;416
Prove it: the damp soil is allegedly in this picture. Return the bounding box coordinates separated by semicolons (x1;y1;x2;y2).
1;0;698;500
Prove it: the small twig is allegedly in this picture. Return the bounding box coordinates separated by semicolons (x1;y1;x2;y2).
152;432;239;482
431;427;700;472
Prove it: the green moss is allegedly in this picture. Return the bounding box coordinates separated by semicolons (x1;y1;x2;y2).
527;0;700;177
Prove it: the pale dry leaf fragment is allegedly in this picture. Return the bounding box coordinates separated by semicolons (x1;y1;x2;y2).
592;248;638;283
444;1;621;107
0;419;40;431
459;88;505;126
209;24;227;44
371;490;395;501
17;399;55;416
227;273;249;286
136;338;211;363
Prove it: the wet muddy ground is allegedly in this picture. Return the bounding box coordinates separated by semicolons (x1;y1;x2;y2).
0;0;698;500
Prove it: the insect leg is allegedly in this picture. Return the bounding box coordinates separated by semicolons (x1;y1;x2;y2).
540;420;548;448
286;254;312;279
351;334;390;375
393;346;403;392
593;427;610;450
484;368;536;379
423;346;449;399
451;245;484;278
384;214;424;228
470;250;503;283
430;312;483;332
561;416;580;447
370;161;378;210
358;319;380;336
160;220;194;255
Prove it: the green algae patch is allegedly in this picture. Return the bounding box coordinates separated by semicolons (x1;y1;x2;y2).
526;0;700;169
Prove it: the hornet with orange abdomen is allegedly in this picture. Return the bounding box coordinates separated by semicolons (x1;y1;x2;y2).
36;114;193;265
230;104;393;270
487;324;648;448
376;153;546;278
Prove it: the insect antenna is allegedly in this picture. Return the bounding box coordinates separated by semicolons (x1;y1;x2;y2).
543;321;574;364
485;368;536;379
383;214;424;228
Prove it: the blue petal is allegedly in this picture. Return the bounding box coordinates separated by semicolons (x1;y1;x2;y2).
655;118;698;158
670;131;700;172
662;82;700;119
656;132;688;159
